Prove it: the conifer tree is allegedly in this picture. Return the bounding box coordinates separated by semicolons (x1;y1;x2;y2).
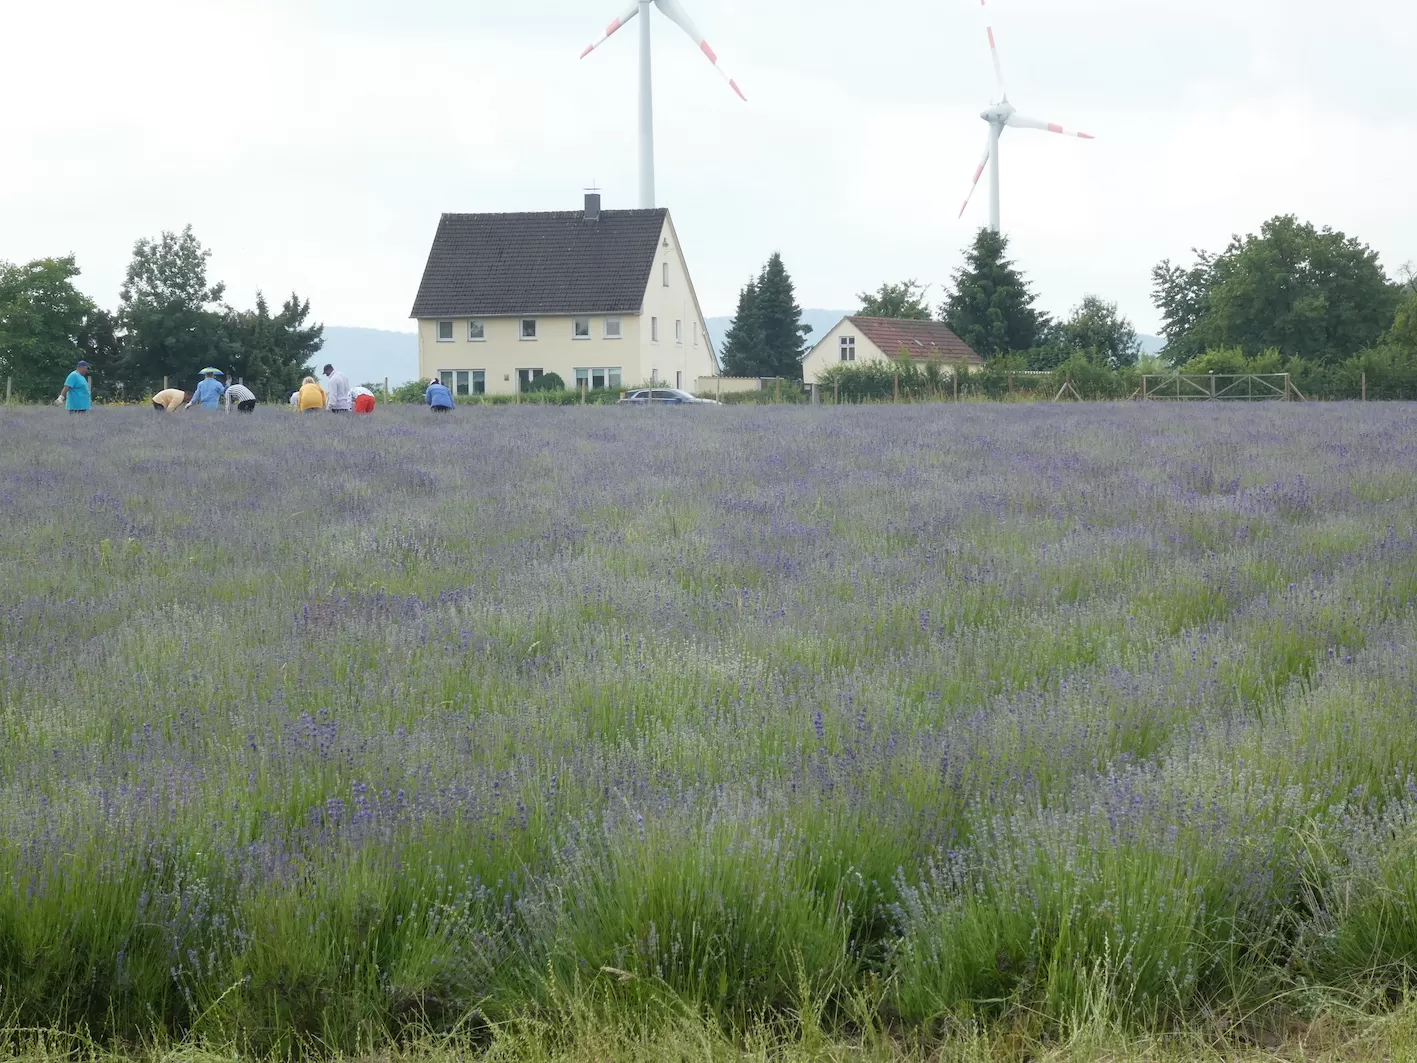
941;229;1048;359
754;252;811;380
720;276;766;377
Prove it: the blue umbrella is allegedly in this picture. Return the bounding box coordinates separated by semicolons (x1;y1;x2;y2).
199;367;225;377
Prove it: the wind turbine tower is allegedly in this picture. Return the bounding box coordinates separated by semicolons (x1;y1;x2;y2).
581;0;746;209
959;0;1094;232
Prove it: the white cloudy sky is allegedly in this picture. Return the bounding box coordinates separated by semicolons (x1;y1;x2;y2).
2;0;1414;336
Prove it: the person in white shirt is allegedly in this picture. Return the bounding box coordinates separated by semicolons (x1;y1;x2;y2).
322;364;353;412
289;390;299;409
351;385;377;415
224;382;257;413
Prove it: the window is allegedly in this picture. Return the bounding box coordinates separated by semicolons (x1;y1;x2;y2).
517;368;544;392
573;317;591;340
651;317;659;343
468;320;485;341
520;319;538;340
675;319;683;344
575;367;623;391
662;262;670;287
604;317;622;339
840;336;856;362
436;320;454;342
676;371;683;389
441;370;485;396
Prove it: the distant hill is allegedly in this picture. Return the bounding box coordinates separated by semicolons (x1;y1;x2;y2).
319;327;419;387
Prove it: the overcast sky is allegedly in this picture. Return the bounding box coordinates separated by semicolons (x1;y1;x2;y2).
3;0;1414;337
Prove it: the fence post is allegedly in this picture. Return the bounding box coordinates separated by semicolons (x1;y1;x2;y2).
1008;372;1013;397
893;370;899;403
1362;372;1367;402
385;377;390;400
717;377;722;401
5;377;10;403
775;378;781;404
581;381;587;405
833;378;839;405
163;376;168;392
1141;376;1147;401
954;371;959;402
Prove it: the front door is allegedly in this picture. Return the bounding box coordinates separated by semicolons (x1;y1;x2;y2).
517;369;544;393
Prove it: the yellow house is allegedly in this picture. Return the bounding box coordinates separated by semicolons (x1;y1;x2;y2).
800;316;984;383
411;195;718;396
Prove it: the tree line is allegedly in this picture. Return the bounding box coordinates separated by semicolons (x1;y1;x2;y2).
720;214;1417;397
0;226;323;402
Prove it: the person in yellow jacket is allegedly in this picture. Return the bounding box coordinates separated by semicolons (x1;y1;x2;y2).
296;376;327;413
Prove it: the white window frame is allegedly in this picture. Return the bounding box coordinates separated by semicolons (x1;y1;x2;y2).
675;319;683;345
662;262;670;287
651;317;659;343
575;366;623;391
520;319;538;341
440;370;486;396
573;317;592;340
840;336;856;362
603;317;623;340
467;320;485;342
436;320;454;342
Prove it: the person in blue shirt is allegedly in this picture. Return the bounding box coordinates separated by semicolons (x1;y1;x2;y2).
189;370;226;409
55;361;92;413
425;377;455;412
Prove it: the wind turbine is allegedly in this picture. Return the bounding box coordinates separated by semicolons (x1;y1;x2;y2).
958;0;1093;233
581;0;746;209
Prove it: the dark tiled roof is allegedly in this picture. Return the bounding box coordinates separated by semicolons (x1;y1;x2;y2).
847;316;984;365
410;209;667;318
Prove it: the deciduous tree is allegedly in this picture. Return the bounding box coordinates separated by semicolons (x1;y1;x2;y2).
0;257;104;401
1152;215;1399;365
1056;295;1141;368
856;280;932;320
119;225;226;391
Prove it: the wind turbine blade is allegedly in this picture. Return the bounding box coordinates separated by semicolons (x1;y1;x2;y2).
580;3;641;59
1005;112;1095;139
958;134;993;219
653;0;747;100
980;0;1008;100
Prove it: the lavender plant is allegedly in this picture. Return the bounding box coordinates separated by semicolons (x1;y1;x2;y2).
1;402;1416;1049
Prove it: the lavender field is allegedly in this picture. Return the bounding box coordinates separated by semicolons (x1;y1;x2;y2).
3;403;1417;1053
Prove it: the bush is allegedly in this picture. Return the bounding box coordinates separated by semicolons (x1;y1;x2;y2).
524;372;565;394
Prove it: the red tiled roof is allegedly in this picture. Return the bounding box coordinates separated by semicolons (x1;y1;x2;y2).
847;316;984;365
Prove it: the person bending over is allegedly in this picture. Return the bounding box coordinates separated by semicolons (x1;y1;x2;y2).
224;382;257;413
425;377;455;412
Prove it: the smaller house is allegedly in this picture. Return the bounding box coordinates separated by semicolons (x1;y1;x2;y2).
801;316;983;382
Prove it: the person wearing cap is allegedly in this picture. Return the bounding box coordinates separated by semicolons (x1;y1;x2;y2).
55;361;92;413
188;370;225;410
224;381;257;413
425;376;455;412
351;385;377;415
323;364;353;413
297;376;327;413
152;388;189;412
